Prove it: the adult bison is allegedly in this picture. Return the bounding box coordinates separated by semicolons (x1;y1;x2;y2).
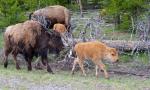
29;5;71;30
3;20;65;73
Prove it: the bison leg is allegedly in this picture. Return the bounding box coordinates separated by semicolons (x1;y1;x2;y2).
4;52;8;68
27;59;32;71
41;58;46;66
3;49;11;68
42;57;54;74
13;54;20;70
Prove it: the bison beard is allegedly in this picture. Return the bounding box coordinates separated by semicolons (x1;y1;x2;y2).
3;20;64;73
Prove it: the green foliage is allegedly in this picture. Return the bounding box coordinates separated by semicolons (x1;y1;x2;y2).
0;0;75;29
0;0;27;28
0;32;4;48
102;0;149;31
118;13;131;31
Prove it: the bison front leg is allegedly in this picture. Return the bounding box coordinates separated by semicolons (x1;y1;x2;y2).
25;57;32;71
42;57;54;74
27;59;32;71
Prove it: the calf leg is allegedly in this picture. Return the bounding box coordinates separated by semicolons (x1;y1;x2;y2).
77;58;86;76
71;58;78;75
98;63;109;79
95;65;99;77
93;59;109;79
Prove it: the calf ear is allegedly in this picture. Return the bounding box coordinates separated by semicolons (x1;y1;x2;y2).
110;48;117;54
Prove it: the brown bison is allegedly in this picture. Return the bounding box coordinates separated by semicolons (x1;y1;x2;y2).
71;41;119;79
29;5;71;30
3;20;65;73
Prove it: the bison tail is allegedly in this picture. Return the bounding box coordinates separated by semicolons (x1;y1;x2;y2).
29;12;33;20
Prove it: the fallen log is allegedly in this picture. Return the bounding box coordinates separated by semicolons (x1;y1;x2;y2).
102;40;150;52
74;39;150;52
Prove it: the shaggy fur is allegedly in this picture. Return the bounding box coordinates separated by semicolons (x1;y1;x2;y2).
29;5;71;30
71;41;119;79
3;20;64;73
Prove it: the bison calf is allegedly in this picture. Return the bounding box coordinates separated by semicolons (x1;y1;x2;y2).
71;41;119;79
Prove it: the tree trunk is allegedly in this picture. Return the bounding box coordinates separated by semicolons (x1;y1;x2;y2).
79;0;83;17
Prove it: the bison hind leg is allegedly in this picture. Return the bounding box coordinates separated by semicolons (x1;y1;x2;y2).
3;48;11;68
47;65;54;74
12;54;21;70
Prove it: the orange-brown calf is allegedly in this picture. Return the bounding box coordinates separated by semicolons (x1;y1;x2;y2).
71;41;119;79
53;23;67;33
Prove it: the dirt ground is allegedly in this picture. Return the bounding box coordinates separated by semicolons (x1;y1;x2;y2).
0;48;150;90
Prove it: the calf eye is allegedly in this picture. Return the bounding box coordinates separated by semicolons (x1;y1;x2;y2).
112;54;115;56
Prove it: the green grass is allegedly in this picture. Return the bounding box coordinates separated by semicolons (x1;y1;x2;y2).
0;65;150;90
0;32;4;48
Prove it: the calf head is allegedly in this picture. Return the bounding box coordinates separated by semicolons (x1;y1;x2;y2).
105;47;119;63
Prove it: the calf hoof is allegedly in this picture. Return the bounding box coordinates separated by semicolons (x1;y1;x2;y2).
105;76;109;79
71;71;74;75
96;74;99;78
83;74;87;77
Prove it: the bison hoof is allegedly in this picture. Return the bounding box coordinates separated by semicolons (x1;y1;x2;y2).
48;71;54;74
47;68;54;74
28;67;32;71
4;62;8;68
16;67;21;70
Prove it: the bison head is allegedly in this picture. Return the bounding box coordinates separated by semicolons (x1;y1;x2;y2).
46;30;67;52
